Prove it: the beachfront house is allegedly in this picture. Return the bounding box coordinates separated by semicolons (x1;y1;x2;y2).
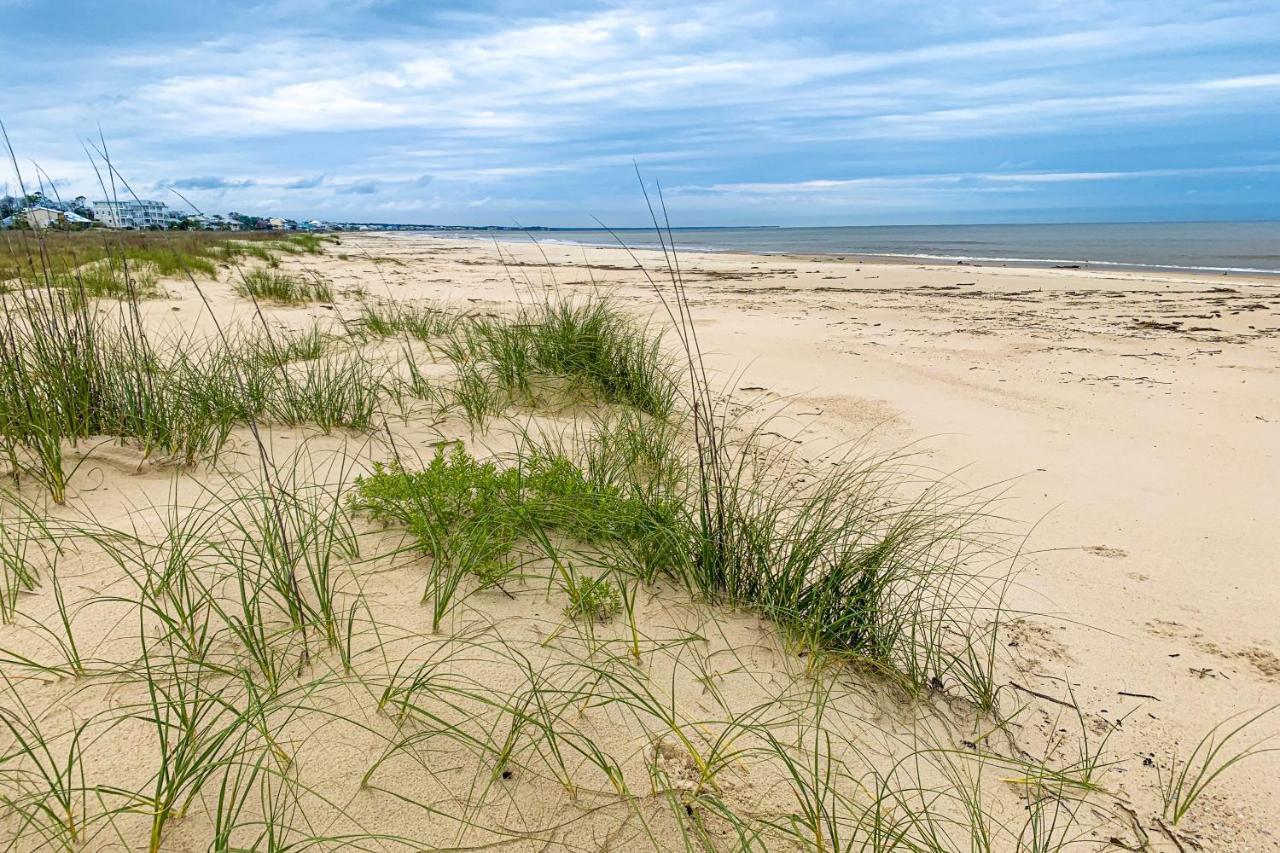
31;206;91;229
93;199;180;229
0;205;93;229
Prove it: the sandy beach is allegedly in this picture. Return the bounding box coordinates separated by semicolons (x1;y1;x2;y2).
2;231;1278;851
351;233;1280;841
8;0;1280;847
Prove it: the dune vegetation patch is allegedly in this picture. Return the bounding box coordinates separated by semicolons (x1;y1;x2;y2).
236;268;334;304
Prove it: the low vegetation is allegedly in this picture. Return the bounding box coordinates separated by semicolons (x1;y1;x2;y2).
236;268;334;304
1;229;289;284
0;270;356;499
459;297;678;417
360;300;461;343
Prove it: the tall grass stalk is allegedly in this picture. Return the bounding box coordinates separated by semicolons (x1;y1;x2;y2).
0;673;90;849
0;490;52;621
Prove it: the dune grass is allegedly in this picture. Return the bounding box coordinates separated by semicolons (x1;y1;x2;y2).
441;296;678;418
236;268;334;304
265;352;384;432
0;244;365;501
0;492;49;622
0;293;248;491
279;232;338;254
53;257;164;299
1;230;282;286
1158;705;1279;825
360;301;461;344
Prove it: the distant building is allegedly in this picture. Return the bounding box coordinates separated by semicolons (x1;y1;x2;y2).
3;206;93;229
93;199;179;229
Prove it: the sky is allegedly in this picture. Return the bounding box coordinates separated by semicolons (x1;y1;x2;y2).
1;0;1278;226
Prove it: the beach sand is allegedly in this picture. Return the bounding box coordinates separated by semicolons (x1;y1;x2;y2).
351;233;1280;842
3;231;1278;850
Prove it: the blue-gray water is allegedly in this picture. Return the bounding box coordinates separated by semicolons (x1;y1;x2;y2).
443;221;1280;275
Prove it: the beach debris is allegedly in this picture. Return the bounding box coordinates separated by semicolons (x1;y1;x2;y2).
1009;681;1078;710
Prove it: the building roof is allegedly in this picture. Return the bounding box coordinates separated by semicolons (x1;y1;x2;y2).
28;206;92;224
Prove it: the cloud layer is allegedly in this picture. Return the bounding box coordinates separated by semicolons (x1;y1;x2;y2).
2;0;1277;224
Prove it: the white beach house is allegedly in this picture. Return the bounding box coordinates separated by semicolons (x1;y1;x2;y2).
93;199;180;229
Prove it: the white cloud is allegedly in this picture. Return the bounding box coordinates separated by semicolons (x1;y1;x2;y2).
110;5;1280;145
693;164;1280;195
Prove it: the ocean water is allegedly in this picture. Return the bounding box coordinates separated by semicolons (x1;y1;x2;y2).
443;221;1280;275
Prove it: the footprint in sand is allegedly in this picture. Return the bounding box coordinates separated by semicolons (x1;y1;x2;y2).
1083;545;1127;558
1004;618;1075;668
1145;620;1280;681
1240;647;1280;679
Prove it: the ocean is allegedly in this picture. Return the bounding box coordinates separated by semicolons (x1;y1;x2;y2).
441;221;1280;276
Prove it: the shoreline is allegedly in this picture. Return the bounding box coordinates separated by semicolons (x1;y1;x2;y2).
390;226;1280;280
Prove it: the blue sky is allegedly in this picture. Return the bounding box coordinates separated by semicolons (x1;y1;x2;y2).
2;0;1278;225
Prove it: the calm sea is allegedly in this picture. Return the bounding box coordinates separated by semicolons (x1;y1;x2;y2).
441;221;1280;276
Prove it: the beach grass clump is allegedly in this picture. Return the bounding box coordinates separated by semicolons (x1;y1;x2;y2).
121;245;219;279
452;298;678;418
232;324;333;369
448;362;508;432
264;324;332;364
360;301;461;344
212;240;279;267
235;268;329;303
0;266;376;500
0;287;157;500
282;233;335;254
212;469;360;649
236;268;333;304
54;257;163;299
264;353;382;432
697;440;997;685
523;297;677;418
360;305;400;337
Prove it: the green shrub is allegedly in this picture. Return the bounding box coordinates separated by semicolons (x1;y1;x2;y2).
562;573;620;622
